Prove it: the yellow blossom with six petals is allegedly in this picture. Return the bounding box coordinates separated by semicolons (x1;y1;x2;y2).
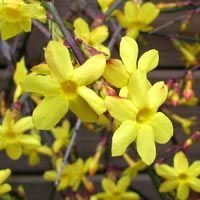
21;41;106;129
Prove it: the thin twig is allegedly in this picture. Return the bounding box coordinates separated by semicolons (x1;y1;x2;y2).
147;31;200;43
104;0;123;18
108;25;122;52
42;1;85;64
150;8;200;34
160;4;200;13
32;20;51;39
55;118;82;186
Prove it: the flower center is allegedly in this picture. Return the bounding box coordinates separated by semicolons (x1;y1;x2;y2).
136;108;152;123
60;81;77;99
1;4;22;22
178;173;188;181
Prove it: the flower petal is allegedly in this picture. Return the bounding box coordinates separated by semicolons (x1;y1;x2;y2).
33;96;69;129
174;151;189;173
122;192;140;200
151;112;173;144
0;184;12;195
31;63;50;75
105;96;138;122
6;143;22;160
188;178;200;192
128;70;148;107
0;169;11;185
14;116;34;133
21;75;59;96
77;86;106;115
112;120;138;156
0;125;5;134
155;164;177;179
14;57;27;84
136;124;155;165
0;21;21;40
103;59;129;88
124;1;139;22
139;2;160;25
148;81;168;111
69;96;98;122
90;25;108;45
43;171;57;182
138;49;159;73
19;135;41;147
177;183;190;200
187;161;200;177
120;36;138;74
159;179;178;192
72;54;106;86
19;18;31;32
102;178;116;192
22;4;47;23
2;110;14;131
74;18;90;42
117;176;131;192
45;41;73;82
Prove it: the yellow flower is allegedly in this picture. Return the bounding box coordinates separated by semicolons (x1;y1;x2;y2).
74;17;110;57
105;71;173;165
116;1;159;38
51;119;71;153
0;168;12;195
44;158;90;191
0;0;46;40
0;109;40;160
156;151;200;200
21;41;106;130
93;176;139;200
103;36;159;96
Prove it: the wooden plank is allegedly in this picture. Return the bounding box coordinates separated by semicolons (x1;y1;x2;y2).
9;174;160;200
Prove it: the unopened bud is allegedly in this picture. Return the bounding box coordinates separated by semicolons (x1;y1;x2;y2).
183;87;194;101
182;138;192;150
100;85;116;98
89;152;101;176
172;93;179;106
82;176;95;193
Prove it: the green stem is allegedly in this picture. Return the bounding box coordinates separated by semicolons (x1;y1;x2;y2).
104;0;123;18
147;31;200;43
160;4;200;13
42;1;85;64
147;166;168;200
